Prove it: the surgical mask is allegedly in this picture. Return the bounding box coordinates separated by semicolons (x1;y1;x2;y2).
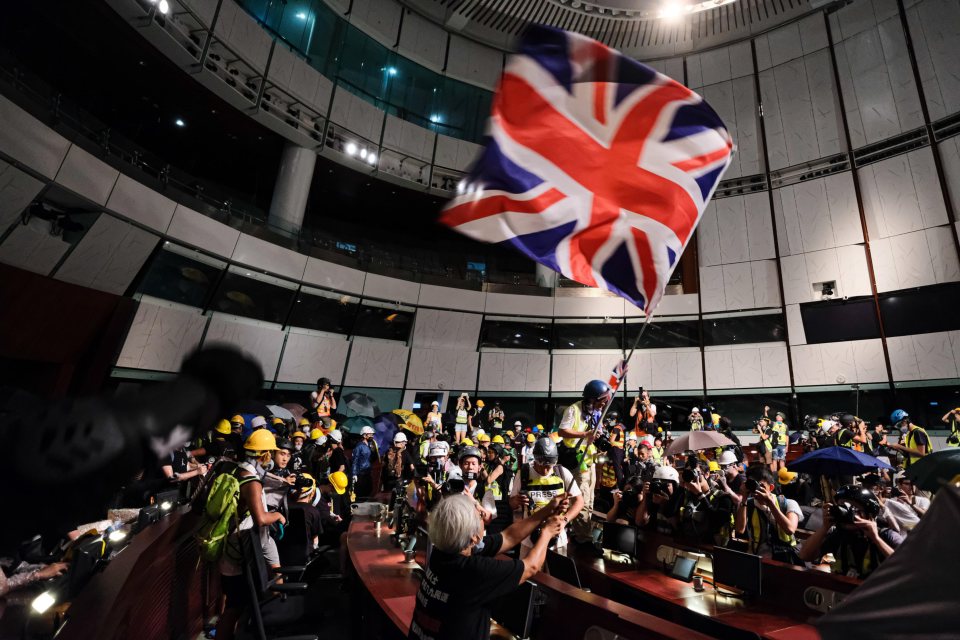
473;537;486;554
295;443;302;451
899;425;908;434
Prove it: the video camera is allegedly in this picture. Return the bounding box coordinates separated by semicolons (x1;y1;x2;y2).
829;503;857;524
649;479;671;496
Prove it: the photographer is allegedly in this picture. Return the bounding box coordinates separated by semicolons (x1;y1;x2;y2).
383;432;416;492
798;485;903;579
311;377;337;428
629;389;657;435
606;411;627;485
678;459;734;545
636;466;683;536
883;475;929;532
509;437;583;555
605;474;645;526
688;407;705;431
716;450;743;507
942;407;960;447
753;416;774;470
734;467;801;564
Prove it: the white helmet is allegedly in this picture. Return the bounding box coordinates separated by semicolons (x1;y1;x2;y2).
514;420;522;427
436;440;451;455
691;407;700;414
361;426;375;435
446;466;463;481
626;433;638;441
317;435;328;446
475;429;485;436
394;432;408;443
653;466;679;483
427;443;447;458
717;450;738;466
329;430;343;443
251;415;267;428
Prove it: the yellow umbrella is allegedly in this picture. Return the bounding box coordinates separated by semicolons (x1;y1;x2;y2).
391;409;424;436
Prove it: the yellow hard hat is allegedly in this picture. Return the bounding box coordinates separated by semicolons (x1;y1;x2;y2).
299;417;310;427
310;428;323;440
216;419;232;435
778;468;798;485
526;434;536;443
297;473;317;497
292;431;306;440
477;433;491;443
462;438;474;446
329;471;349;495
271;417;284;425
244;429;278;452
506;430;515;438
230;415;245;425
708;461;720;472
492;435;505;444
476;400;485;408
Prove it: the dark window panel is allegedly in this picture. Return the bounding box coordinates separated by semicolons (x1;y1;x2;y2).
553;322;623;349
879;283;960;337
480;321;552;349
288;291;359;334
136;248;223;308
210;271;297;324
702;313;785;346
800;297;881;343
352;305;414;341
626;320;700;349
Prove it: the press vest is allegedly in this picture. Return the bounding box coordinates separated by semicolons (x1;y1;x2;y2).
904;426;933;467
747;495;796;555
560;402;598;469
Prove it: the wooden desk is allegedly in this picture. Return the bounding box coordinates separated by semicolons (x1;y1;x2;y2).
346;517;716;640
565;532;861;640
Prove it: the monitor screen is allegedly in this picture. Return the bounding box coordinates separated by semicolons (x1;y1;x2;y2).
670;556;698;582
546;551;581;589
601;522;637;556
491;580;536;638
712;547;762;597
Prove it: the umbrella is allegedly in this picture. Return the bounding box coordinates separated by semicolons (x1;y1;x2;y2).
905;449;960;492
341;415;375;435
341;392;380;418
666;430;734;455
788;446;893;477
267;405;294;421
392;409;424;436
372;413;400;453
281;403;308;422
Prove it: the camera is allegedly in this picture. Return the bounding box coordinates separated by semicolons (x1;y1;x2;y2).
649;479;670;495
829;503;857;524
440;478;466;496
682;467;700;483
745;478;760;493
594;433;613;453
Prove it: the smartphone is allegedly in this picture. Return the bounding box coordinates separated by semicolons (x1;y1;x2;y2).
638;386;645;394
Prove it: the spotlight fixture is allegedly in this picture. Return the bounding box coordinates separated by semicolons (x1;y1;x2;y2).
359;148;368;160
174;117;186;127
456;180;466;195
158;0;170;15
344;141;357;156
386;67;398;77
32;591;56;614
367;152;377;165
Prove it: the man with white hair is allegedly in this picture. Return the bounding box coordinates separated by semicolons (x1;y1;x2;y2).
409;493;565;640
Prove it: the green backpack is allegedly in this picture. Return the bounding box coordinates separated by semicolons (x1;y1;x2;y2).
196;469;244;562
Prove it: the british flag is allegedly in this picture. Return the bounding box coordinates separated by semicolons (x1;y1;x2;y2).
440;25;734;313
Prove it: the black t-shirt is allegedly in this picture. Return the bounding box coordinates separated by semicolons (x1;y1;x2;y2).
409;533;523;640
289;502;323;540
328;448;347;474
167;448;189;474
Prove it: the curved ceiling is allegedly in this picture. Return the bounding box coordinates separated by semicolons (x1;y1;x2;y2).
401;0;818;58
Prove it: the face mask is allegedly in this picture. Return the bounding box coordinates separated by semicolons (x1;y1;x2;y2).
295;443;302;451
311;491;322;507
473;536;486;554
900;425;908;434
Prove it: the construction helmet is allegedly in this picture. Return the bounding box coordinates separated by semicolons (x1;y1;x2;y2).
299;417;311;427
244;429;278;452
717;450;738;466
476;400;485;408
361;425;375;436
394;432;408;443
582;379;612;402
251;415;267;429
462;437;474;446
230;415;245;425
329;430;343;443
459;446;483;463
215;419;232;435
477;433;491;443
310;428;323;441
532;437;559;465
296;473;317;498
653;466;679;483
329;471;349;495
492;435;505;444
526;433;536;443
292;431;306;440
271;417;285;426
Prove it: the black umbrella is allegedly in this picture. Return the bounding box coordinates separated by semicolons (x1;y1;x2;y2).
341;392;380;418
905;449;960;492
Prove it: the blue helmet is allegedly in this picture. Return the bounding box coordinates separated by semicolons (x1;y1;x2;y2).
582;379;612;402
890;409;909;424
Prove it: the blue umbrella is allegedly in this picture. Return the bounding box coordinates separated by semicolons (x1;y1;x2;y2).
788;446;893;476
372;413;400;453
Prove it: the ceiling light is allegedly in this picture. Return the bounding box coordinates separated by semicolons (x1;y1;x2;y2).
514;333;522;338
660;1;685;20
367;153;377;165
359;148;368;159
386;67;397;77
344;141;357;156
158;0;170;15
295;11;308;20
429;113;443;124
32;591;56;614
174;118;186;127
456;180;466;195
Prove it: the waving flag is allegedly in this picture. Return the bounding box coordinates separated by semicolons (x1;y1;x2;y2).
440;25;734;313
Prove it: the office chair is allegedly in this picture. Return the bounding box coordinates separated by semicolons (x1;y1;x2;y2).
239;529;317;640
275;508;338;582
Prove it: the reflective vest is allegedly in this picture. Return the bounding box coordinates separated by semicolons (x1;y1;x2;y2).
835;428;855;449
455;409;468;425
904;426;933;467
651;446;664;464
771;423;788;447
524;469;568;514
610;425;625;449
948;419;960;447
690;417;704;431
747;495;796;555
599;462;618;488
560;402;597;470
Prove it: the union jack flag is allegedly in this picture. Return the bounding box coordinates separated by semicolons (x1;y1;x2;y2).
440;26;734;313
